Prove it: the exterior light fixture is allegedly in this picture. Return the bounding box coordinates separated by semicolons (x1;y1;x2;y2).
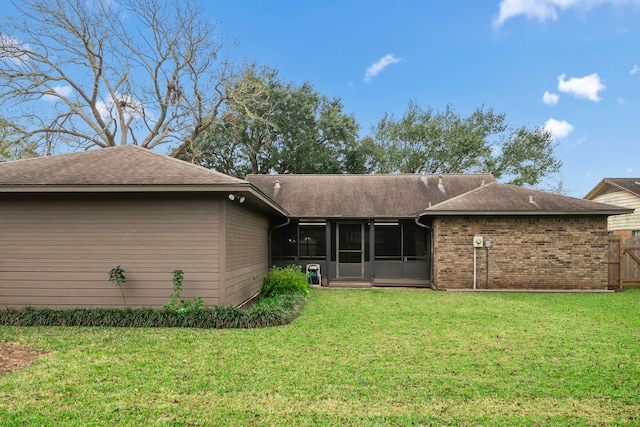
228;193;245;204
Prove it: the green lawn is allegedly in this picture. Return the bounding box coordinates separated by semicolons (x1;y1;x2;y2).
1;288;639;426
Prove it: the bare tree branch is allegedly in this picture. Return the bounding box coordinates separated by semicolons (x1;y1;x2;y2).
0;0;233;156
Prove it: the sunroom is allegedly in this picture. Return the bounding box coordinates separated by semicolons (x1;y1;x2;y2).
269;218;432;286
246;173;495;287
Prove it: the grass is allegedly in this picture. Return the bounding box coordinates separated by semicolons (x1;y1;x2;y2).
1;288;639;426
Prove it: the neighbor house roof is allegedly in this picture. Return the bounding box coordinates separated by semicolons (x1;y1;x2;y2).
419;182;633;216
246;173;496;218
0;145;288;216
584;178;640;200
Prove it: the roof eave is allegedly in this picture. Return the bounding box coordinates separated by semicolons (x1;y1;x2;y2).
0;183;290;217
0;184;251;192
584;180;608;199
286;214;419;220
419;209;633;217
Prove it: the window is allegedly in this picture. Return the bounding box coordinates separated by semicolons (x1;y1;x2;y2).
403;221;429;261
299;224;326;259
374;223;401;260
633;230;640;237
271;223;297;261
374;221;429;262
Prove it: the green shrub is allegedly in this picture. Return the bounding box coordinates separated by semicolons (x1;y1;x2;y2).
0;266;312;329
260;265;309;298
163;270;204;315
0;293;307;329
108;265;127;308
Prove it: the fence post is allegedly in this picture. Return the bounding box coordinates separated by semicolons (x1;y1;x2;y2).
607;236;622;290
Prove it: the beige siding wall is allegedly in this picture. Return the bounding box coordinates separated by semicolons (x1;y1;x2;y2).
592;191;640;233
432;215;608;290
0;193;221;308
223;201;269;306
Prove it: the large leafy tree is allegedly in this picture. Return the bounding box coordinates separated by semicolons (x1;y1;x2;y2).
340;136;385;174
0;0;249;156
0;117;38;161
183;68;360;177
373;101;561;186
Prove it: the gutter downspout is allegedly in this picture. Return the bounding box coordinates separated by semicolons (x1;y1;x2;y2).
414;217;431;230
485;244;489;289
415;217;434;288
273;217;291;229
473;246;477;290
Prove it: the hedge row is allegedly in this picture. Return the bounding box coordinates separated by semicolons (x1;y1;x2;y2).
0;292;306;329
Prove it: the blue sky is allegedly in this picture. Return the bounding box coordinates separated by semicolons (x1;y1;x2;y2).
205;0;640;196
1;0;638;197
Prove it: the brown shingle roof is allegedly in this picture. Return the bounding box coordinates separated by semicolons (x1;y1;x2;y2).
584;178;640;199
0;145;244;186
420;182;632;216
246;173;496;218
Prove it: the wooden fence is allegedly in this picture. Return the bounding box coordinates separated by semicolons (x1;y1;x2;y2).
608;236;640;290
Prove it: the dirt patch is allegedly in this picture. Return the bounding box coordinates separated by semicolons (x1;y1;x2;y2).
0;342;51;374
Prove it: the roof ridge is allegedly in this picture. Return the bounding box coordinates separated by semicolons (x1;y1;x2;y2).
0;146;115;165
427;180;497;209
0;144;249;186
126;145;247;183
0;145;247;184
245;172;496;178
421;181;631;215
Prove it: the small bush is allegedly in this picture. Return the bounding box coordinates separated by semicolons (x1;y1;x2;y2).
260;265;309;298
0;266;312;329
0;293;307;329
108;265;127;308
163;270;204;315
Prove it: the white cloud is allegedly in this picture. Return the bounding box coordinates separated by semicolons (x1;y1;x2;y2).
96;99;110;120
571;136;587;147
364;54;401;83
0;35;32;65
42;84;74;103
544;118;574;140
493;0;640;28
557;73;605;101
617;97;625;104
494;0;563;27
630;64;639;75
627;167;633;173
542;91;559;105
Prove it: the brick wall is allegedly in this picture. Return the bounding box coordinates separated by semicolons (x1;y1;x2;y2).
611;229;633;241
432;215;609;290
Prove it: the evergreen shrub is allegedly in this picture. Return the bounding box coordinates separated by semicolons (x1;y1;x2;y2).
0;293;306;329
260;265;309;298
